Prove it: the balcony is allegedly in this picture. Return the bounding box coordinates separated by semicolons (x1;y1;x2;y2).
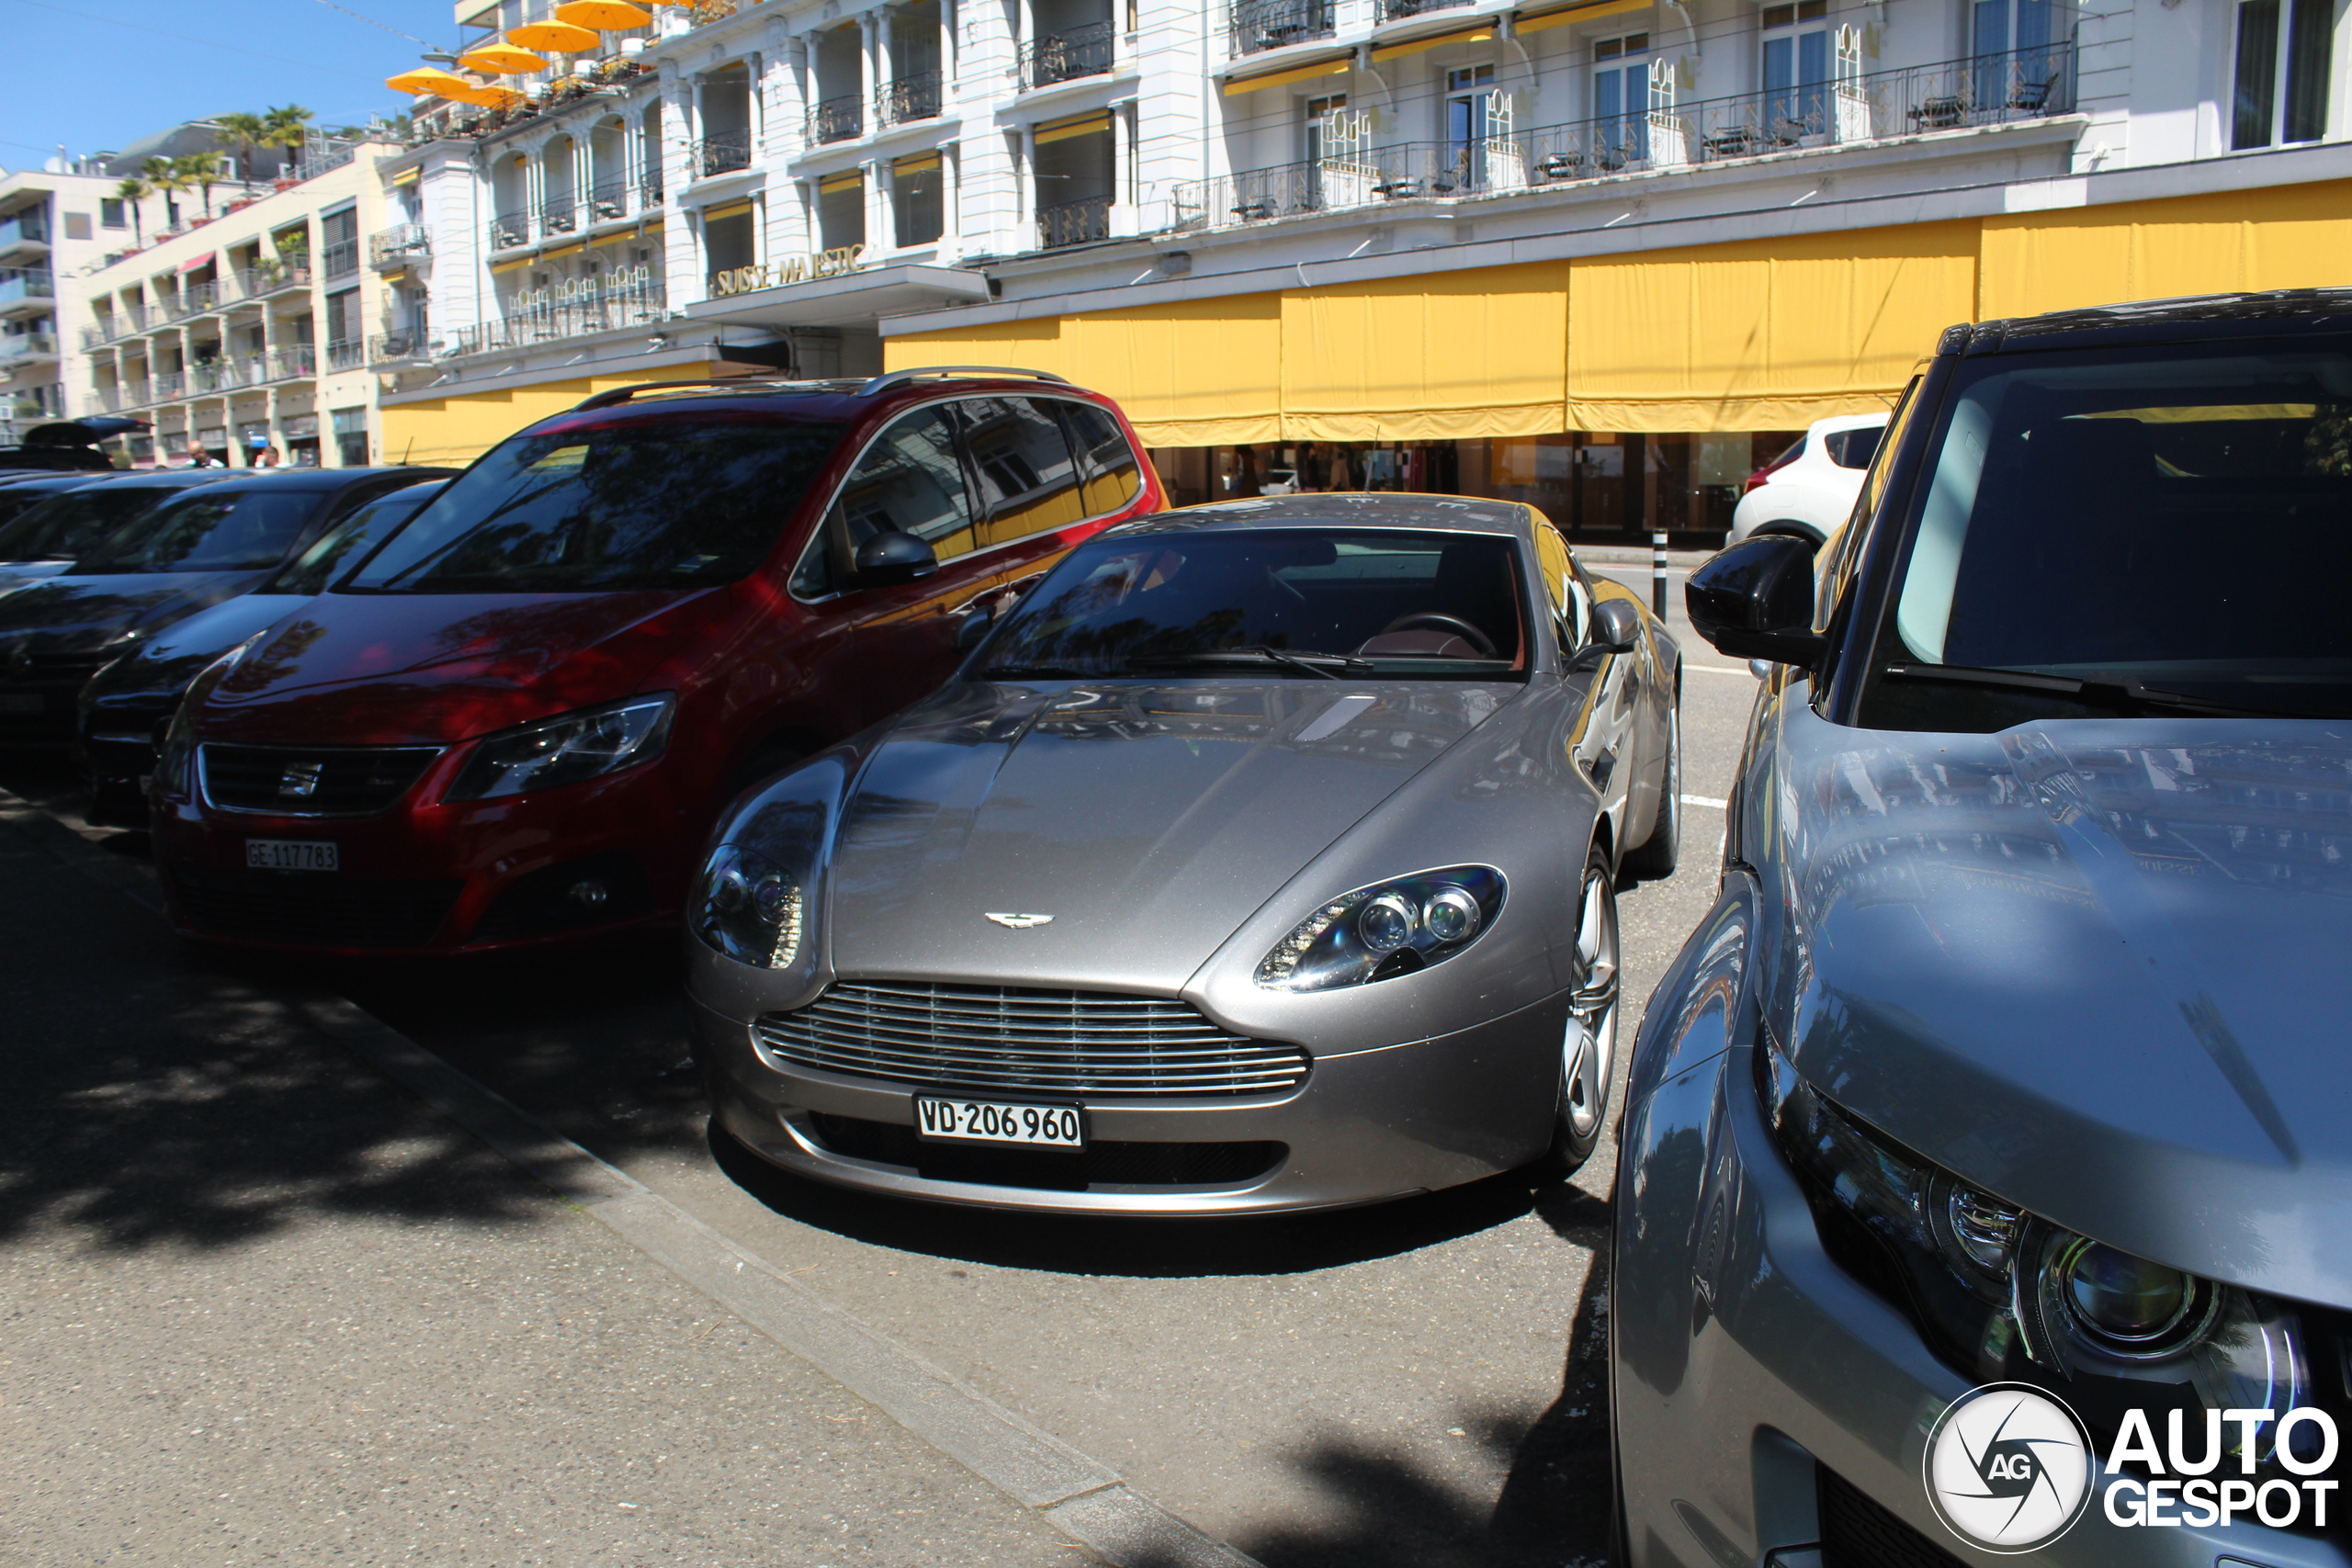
1170;43;2076;233
1021;21;1115;89
808;96;864;144
368;330;432;364
270;345;316;380
118;379;152;408
153;371;187;401
239;262;311;298
541;197;584;238
96;385;127;412
369;223;432;266
168;281;222;321
188;358;259;394
1230;0;1332;56
1038;194;1114;249
321;239;361;279
325;338;367;372
0;267;55;314
0;209;49;257
641;173;665;209
80;319;128;350
586;178;631;223
693;130;754;178
447;268;666;358
1374;0;1472;19
490;209;532;251
878;73;942;127
0;333;59;364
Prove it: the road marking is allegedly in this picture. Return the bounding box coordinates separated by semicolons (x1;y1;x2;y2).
0;787;1262;1568
1679;794;1729;809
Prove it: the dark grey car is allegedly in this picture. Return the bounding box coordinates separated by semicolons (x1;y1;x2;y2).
686;493;1680;1214
1616;292;2352;1566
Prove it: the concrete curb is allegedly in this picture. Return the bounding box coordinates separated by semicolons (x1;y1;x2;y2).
0;787;1263;1568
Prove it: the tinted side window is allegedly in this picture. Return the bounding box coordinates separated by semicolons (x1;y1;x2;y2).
796;405;976;597
1824;426;1883;469
956;397;1085;546
1055;400;1144;515
1532;523;1585;654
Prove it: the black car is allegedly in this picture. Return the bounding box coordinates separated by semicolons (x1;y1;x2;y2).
0;470;238;592
79;478;447;824
0;418;146;474
0;468;454;742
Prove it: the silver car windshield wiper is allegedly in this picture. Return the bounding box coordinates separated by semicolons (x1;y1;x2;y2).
1131;647;1375;680
1883;661;2295;719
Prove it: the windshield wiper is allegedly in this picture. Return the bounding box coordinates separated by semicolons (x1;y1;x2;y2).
1133;647;1374;680
1883;662;2290;719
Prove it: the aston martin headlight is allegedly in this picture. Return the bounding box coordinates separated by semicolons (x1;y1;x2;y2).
1763;1047;2326;1467
445;694;674;802
693;843;805;969
1256;865;1505;991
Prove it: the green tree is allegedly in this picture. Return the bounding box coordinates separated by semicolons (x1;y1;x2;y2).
211;112;267;185
175;151;227;218
260;105;315;175
140;156;189;229
112;176;149;246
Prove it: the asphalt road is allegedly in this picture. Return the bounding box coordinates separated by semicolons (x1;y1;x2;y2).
0;566;1758;1568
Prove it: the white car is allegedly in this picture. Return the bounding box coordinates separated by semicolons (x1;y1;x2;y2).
1727;411;1888;548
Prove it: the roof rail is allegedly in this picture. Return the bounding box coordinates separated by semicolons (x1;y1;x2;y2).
855;366;1073;398
569;378;826;412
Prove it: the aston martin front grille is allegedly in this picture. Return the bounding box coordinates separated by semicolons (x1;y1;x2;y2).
754;982;1309;1098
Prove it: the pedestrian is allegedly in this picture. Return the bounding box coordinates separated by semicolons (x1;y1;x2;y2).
245;434;278;468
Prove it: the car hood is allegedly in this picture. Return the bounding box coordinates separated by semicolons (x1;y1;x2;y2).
1773;707;2352;1305
197;587;719;745
826;679;1519;992
0;570;265;659
83;592;306;717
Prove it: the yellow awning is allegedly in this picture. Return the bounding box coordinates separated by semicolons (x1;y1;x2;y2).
1223;53;1352;96
1371;25;1493;62
540;241;585;259
489;256;531;274
1515;0;1650;33
816;173;861;195
1282;263;1568;440
702;197;755;220
458;41;549;73
1036;111;1111;144
554;0;653;28
379;364;695;466
507;19;600;51
391;165;422;186
894;152;943;175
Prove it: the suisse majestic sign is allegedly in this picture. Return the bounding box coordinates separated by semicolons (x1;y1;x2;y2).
708;245;872;297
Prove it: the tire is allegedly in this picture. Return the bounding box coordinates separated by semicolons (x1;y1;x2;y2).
1543;843;1622;1176
1620;689;1679;882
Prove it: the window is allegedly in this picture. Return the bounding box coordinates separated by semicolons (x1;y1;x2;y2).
1971;0;2061;117
703;202;756;282
1593;33;1653;157
816;174;865;251
325;288;362;369
2233;0;2335;150
321;206;359;278
1305;93;1347;163
100;198;126;230
958;396;1085;545
332;407;368;468
892;153;944;248
1761;0;1830;135
63;212;91;241
1447;64;1497;143
1056;400;1144;515
795;406;973;595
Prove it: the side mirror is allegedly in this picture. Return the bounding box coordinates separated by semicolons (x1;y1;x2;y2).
1686;536;1828;667
1571;598;1642;670
853;530;938;586
953;602;994;653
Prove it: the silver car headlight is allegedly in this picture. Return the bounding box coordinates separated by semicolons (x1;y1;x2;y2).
692;843;806;969
444;694;674;803
1255;865;1505;992
1763;1049;2328;1469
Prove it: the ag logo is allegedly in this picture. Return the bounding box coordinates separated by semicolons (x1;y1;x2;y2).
1922;1383;2095;1552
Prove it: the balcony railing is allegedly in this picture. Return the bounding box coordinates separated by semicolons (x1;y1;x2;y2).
808;96;864;144
240;262;311;297
271;345;316;379
369;223;432;265
1021;21;1115;89
81;320;127;350
321;239;360;278
188;359;258;394
1230;0;1332;55
586;178;631;222
693;130;754;177
0;267;56;308
448;266;666;357
96;385;127;412
118;379;151;407
368;330;432;363
1171;44;2075;232
1375;0;1472;17
878;73;942;126
0;211;50;252
153;371;187;400
490;209;532;251
326;338;367;371
541;197;584;237
1038;194;1114;249
641;173;666;209
168;281;222;320
0;333;59;363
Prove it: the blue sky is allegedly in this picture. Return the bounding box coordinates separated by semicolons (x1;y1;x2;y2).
0;0;461;171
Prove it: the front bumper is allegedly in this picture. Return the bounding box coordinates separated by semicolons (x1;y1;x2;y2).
1611;1043;2349;1568
693;981;1570;1216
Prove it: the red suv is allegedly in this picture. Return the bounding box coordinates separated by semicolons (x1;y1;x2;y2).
150;369;1164;953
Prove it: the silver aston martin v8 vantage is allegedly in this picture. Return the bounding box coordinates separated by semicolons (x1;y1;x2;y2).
684;493;1681;1214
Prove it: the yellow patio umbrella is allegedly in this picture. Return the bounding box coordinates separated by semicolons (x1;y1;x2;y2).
458;41;550;74
386;65;477;96
506;18;601;51
469;84;531;110
553;1;654;28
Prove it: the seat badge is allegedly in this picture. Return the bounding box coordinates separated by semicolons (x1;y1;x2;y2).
985;912;1054;929
277;761;324;800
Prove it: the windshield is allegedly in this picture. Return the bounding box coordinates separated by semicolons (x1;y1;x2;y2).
1863;342;2352;727
265;482;439;595
74;487;323;575
345;418;848;593
0;484;183;564
980;528;1527;680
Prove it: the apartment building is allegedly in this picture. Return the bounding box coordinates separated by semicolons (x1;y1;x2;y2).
75;139;400;468
0;167;120;447
379;0;2350;536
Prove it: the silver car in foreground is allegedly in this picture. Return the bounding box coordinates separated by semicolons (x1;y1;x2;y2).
1618;292;2352;1566
686;493;1679;1214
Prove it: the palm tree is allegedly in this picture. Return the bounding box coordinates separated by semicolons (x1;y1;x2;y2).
140;156;188;230
212;112;267;186
112;177;149;246
175;152;227;218
260;105;315;177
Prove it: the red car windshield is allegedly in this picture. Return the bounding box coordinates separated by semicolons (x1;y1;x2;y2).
345;419;849;593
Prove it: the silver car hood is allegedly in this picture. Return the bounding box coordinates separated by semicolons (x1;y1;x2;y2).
826;679;1519;991
1769;704;2352;1305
